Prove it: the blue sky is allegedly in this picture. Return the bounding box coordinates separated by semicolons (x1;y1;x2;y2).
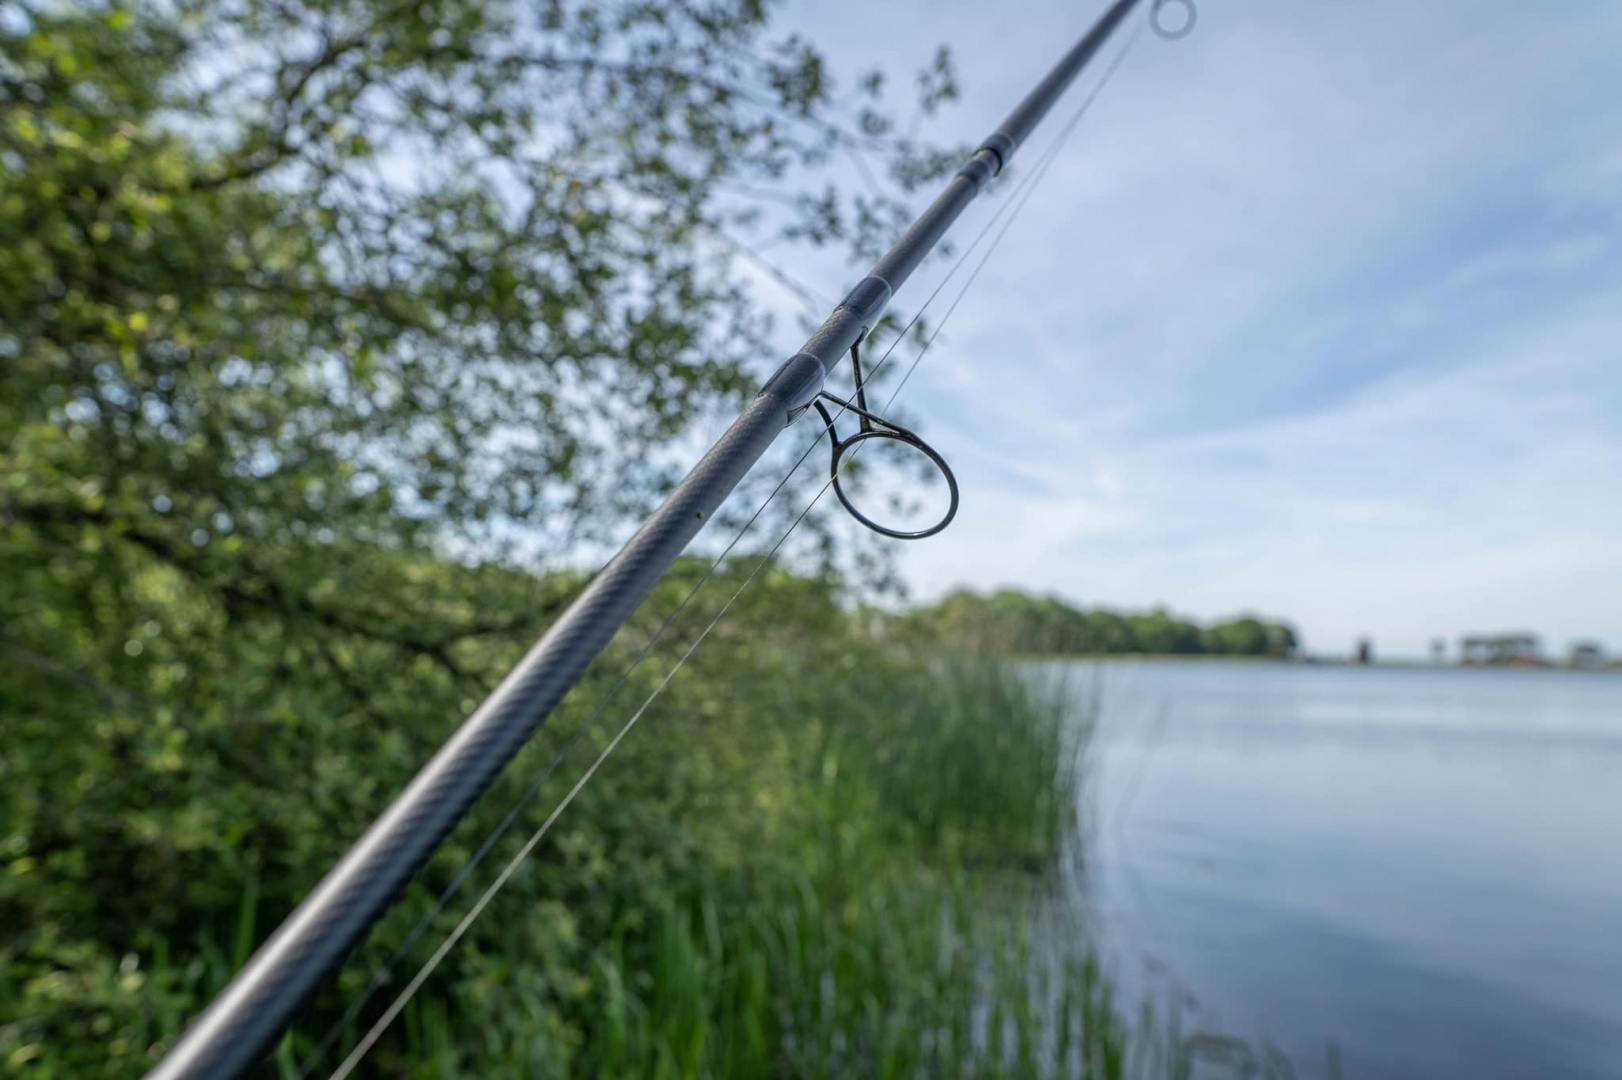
745;0;1622;658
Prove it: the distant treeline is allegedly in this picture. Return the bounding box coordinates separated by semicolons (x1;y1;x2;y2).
880;589;1299;658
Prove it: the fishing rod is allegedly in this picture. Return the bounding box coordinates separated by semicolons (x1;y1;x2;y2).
146;0;1191;1075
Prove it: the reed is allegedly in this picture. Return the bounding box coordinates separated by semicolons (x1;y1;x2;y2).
548;658;1149;1080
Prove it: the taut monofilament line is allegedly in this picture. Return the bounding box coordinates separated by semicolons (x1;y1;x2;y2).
146;2;1191;1075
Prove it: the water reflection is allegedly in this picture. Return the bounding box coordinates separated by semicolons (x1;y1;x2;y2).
1063;660;1622;1080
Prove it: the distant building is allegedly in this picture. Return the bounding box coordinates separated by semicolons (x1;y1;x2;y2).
1431;638;1446;664
1356;637;1374;665
1570;641;1606;668
1460;633;1542;665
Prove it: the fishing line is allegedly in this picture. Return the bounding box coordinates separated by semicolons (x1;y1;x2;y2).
321;27;1147;1078
301;46;1098;1073
314;15;1159;1076
871;17;1149;417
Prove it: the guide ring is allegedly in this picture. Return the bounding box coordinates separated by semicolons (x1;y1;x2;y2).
1151;0;1196;41
813;395;959;541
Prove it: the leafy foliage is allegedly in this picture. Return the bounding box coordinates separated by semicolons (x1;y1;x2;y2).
0;557;1119;1078
1;0;962;619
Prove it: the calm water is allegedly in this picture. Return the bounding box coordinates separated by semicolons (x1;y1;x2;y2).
1057;660;1622;1080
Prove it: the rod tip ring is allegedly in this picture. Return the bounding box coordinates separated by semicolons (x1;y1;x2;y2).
1151;0;1196;41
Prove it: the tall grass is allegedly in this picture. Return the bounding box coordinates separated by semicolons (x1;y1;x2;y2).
575;869;1136;1080
534;659;1162;1080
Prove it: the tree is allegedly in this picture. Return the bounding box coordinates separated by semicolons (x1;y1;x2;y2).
1;1;963;1071
889;590;1300;659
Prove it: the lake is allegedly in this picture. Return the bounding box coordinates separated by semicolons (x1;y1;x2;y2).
1054;659;1622;1080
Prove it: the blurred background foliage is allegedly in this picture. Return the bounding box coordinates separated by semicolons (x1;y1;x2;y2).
0;0;1193;1076
882;589;1299;659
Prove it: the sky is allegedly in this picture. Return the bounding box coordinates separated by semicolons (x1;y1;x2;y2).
745;0;1622;659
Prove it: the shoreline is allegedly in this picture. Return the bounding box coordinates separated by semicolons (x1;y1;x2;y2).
1016;653;1621;673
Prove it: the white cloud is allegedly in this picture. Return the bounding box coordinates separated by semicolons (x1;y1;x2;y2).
770;0;1622;655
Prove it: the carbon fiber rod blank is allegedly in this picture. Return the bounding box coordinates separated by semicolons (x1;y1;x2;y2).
146;1;1149;1075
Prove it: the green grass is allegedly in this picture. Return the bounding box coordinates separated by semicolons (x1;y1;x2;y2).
576;872;1130;1080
